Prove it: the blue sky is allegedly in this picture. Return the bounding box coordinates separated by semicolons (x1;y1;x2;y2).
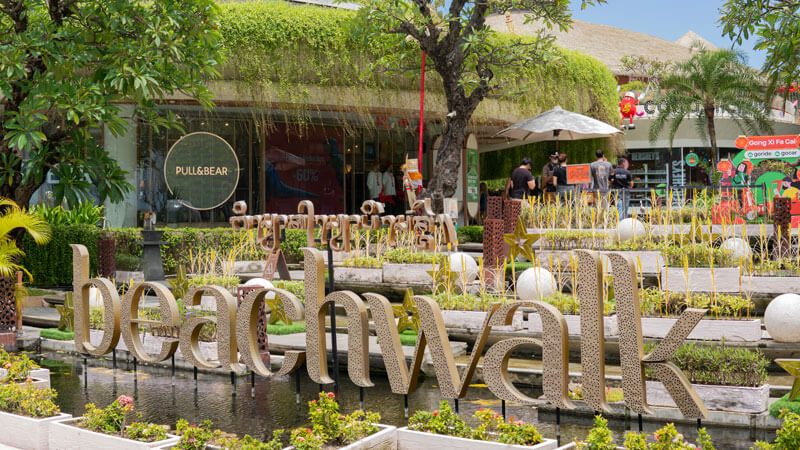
569;0;766;69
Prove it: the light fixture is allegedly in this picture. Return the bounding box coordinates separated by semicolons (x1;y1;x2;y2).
224;122;230;127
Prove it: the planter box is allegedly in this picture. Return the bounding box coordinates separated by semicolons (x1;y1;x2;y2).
383;264;437;285
646;381;769;414
50;418;180;450
528;314;618;337
341;424;397;450
115;271;144;284
0;367;50;382
397;428;557;450
233;260;266;274
0;411;71;450
640;317;762;342
441;310;524;332
335;267;383;284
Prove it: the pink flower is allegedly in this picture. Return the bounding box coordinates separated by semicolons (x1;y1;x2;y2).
515;421;524;426
116;395;134;408
297;437;305;442
327;392;335;398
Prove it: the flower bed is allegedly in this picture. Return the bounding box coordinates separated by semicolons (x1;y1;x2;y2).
569;415;715;449
403;402;557;449
50;395;178;450
0;381;67;450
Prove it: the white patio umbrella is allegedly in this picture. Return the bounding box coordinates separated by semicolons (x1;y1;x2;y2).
495;105;622;150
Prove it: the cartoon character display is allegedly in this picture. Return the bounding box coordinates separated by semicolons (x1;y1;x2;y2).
619;91;644;129
714;158;758;224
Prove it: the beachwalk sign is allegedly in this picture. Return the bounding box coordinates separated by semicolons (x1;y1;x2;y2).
71;236;711;419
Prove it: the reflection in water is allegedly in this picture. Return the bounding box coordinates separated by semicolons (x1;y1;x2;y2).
37;352;772;449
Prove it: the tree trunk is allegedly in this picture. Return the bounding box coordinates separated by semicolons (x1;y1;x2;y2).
705;105;718;174
424;114;468;213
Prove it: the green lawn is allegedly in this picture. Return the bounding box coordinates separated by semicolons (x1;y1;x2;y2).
266;322;306;335
40;328;74;341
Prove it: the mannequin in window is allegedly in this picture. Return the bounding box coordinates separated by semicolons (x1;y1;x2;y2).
381;163;396;214
366;162;382;202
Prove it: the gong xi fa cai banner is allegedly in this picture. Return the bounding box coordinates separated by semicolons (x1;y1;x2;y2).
734;134;800;160
70;242;715;420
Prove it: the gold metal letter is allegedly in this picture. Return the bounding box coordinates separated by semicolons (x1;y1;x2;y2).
575;250;610;413
120;282;180;363
179;286;243;372
71;244;120;355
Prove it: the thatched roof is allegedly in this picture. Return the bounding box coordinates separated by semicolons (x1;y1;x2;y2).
486;13;715;76
675;31;718;51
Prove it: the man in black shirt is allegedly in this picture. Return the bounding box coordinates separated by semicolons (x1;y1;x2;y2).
541;152;559;202
609;158;633;219
510;157;536;200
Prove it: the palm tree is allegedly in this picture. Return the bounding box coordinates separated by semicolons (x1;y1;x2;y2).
649;47;773;170
0;198;50;279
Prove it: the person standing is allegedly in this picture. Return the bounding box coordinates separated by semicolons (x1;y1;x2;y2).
541;152;559;203
366;162;383;202
381;163;397;214
590;149;613;208
610;158;633;219
552;153;573;202
510;157;536;200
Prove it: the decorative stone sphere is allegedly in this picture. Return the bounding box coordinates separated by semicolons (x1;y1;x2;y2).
616;218;646;242
765;294;800;343
448;252;479;282
244;278;275;299
720;237;752;261
516;267;556;300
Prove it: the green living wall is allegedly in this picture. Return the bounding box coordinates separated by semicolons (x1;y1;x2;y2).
480;137;612;183
216;1;619;128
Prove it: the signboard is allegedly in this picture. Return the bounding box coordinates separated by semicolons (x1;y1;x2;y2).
466;148;479;203
566;164;591;184
735;134;799;150
744;149;800;160
685;152;699;167
164;132;239;210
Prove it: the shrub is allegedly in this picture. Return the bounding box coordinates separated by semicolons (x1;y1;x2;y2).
0;350;40;382
638;288;753;319
621;423;714;449
21;224;104;286
410;402;544;446
769;394;800;418
80;394;168;442
32;203;105;227
457;226;483;243
575;415;614;450
0;381;59;417
646;342;768;387
115;253;142;271
754;410;800;449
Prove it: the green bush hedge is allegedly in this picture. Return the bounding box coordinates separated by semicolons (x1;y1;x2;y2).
20;225;312;286
457;226;483;243
770;394;800;418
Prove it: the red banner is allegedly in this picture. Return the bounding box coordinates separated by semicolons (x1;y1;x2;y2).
735;135;800;150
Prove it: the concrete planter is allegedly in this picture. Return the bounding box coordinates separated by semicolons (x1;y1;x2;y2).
0;410;70;450
397;428;557;449
49;418;179;450
640;317;762;342
383;264;437;285
335;267;383;284
528;314;618;337
233;260;267;274
0;367;50;382
115;271;145;284
341;424;397;450
441;310;525;332
646;381;769;414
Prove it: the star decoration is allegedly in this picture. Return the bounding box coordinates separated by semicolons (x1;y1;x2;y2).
776;359;800;402
392;288;420;334
504;217;536;263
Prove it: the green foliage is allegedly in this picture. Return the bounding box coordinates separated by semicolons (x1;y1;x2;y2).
189;274;240;290
0;381;59;418
755;410;800;449
56;292;74;332
0;198;51;280
770;394;800;418
32;204;105;227
482;138;612;181
289;392;379;449
265;322;305;335
569;385;623;403
125;422;169;443
81;395;135;435
115;253;142;272
40;328;74;341
175;419;222;450
0;350;40;382
457;226;483;243
21;224;103;286
170;265;192;301
575;415;615;450
646;341;769;387
0;0;224;208
638;288;753;319
281;230;308;264
410;402;543;446
621;423;714;449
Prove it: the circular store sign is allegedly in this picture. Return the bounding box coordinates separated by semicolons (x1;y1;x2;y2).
685;152;699;167
164;132;239;210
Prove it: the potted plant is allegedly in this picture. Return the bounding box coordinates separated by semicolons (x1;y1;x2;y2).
287;392;395;450
645;342;770;414
753;410;800;449
638;288;761;342
398;401;557;449
167;419;283;449
49;395;179;449
0;349;50;388
0;380;70;449
563;415;715;449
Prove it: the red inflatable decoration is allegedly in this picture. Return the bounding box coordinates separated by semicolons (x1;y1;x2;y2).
619;91;643;129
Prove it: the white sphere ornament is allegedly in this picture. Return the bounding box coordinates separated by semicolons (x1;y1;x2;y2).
448;252;479;282
244;278;275;299
616;218;645;242
765;293;800;343
516;267;556;300
720;237;752;261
